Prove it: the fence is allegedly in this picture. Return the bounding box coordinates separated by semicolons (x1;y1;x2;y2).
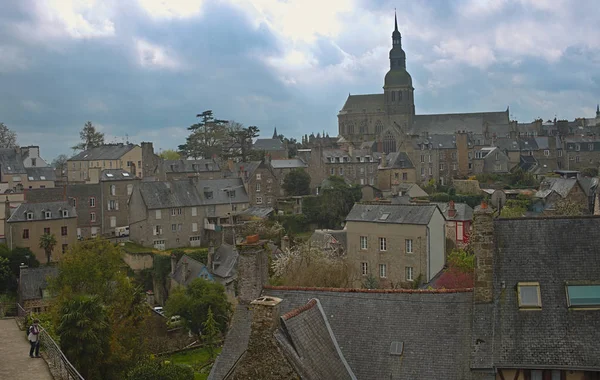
17;304;85;380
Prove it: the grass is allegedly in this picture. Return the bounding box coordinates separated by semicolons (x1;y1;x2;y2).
167;346;222;380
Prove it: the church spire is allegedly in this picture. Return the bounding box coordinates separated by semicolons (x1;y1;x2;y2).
596;104;599;117
273;127;278;139
394;9;398;33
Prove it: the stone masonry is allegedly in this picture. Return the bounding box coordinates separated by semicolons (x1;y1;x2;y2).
236;240;269;304
472;203;495;303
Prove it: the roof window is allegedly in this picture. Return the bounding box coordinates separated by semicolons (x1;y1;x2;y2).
26;212;33;220
122;172;130;177
566;284;600;309
44;211;52;219
517;282;541;310
106;173;114;177
379;213;390;220
389;341;404;356
28;176;34;181
40;176;46;180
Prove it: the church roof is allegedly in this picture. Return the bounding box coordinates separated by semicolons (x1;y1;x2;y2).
410;110;509;135
339;94;384;114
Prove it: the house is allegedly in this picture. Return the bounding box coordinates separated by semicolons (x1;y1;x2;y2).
0;148;55;193
472;147;510;174
471;205;600;379
100;169;139;236
20;146;49;168
6;201;77;263
344;203;446;287
377;151;416;191
169;254;212;289
432;200;473;248
0;193;25;242
269;158;307;196
209;243;238;299
163;159;221;181
18;266;58;314
534;177;589;214
67;143;143;182
252;138;288;159
308;229;347;256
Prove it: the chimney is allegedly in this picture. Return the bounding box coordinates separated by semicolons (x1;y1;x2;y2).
448;200;456;218
594;192;600;216
183;259;189;282
472;201;495;303
170;253;177;275
236;236;269;303
348;144;354;157
5;196;11;221
208;241;215;271
380;152;387;168
281;235;289;252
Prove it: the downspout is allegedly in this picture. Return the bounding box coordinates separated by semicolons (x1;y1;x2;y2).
101;183;104;236
426;226;430;281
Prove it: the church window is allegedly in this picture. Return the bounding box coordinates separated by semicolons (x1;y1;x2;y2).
359;120;367;134
375;120;383;134
340;123;346;134
398;91;402;101
348;123;355;134
391;92;395;101
383;131;397;154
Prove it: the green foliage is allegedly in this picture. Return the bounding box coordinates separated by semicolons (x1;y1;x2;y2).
422;178;438;194
126;358;194;380
39;233;57;264
303;176;361;229
554;199;585;216
282;169;311;196
362;274;379;289
580;167;599;177
202;307;219;359
57;295;111;380
429;193;484;208
276;214;310;234
72;121;105;151
447;249;475;273
500;204;526;218
226;122;260;162
0;256;12;292
186;249;208;265
159;149;181;160
165;278;231;336
476;169;539;189
51;154;69;171
178;110;228;159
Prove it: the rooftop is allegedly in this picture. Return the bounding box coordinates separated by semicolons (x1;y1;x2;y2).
69;144;137;161
7;201;77;223
345;203;440;225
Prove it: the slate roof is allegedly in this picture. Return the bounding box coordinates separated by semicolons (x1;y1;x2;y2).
69;144;137;161
25;167;56;182
212;244;238;279
309;230;347;252
410;110;509;135
195;178;249;205
412;134;457;150
138;181;203;209
339;94;384;114
164;159;220;173
7;201;77;222
519;155;538;172
101;169;136;181
0;148;26;174
275;298;356;380
380;151;413;169
536;178;577;198
19;267;59;301
432;202;474;221
495;137;539;152
345;203;438;225
171;255;211;287
270;159;307;169
486;123;512;137
253;138;285;151
238;206;274;219
482;217;600;370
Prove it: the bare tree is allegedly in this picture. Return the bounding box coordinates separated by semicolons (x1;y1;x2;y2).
0;123;17;148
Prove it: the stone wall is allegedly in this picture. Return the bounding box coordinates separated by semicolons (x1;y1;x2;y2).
123;251;153;271
472;204;494;303
236;242;269;304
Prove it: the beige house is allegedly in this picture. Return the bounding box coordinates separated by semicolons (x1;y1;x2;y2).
6;201;77;264
377;151;416;191
68;144;143;182
1;148;56;193
345;203;445;288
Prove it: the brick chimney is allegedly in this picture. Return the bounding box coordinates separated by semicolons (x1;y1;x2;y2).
236;237;269;303
448;200;456;218
472;201;495;303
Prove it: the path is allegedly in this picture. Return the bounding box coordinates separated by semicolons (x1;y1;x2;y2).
0;318;53;380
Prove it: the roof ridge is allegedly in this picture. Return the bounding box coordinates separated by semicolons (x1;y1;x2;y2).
281;298;317;321
264;285;473;294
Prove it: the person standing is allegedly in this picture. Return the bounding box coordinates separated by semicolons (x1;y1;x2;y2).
28;319;41;358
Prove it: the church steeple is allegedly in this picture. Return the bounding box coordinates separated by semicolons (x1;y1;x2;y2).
273;127;278;139
389;10;405;70
596;104;599;117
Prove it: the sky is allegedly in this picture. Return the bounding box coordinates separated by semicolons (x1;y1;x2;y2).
0;0;599;160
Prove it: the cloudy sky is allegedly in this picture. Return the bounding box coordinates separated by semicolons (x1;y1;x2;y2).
1;0;599;160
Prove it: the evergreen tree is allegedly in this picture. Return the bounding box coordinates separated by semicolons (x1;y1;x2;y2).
202;307;219;359
73;121;105;151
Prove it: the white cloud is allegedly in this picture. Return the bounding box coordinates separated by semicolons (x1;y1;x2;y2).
136;0;205;20
0;45;30;72
135;38;182;70
433;39;497;69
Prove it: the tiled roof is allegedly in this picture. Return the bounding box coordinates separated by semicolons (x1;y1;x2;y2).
380;151;414;169
25;167;56;182
484;217;600;370
171;255;211;286
18;267;58;301
101;169;137;181
0;148;26;174
138;181;203;209
412;134;457;150
7;201;77;222
195;178;249;205
345;203;438;225
163;159;220;173
411;110;509;135
253;138;285;151
270;158;306;169
537;178;577;198
212;244;238;279
69;144;137;161
208;305;252;380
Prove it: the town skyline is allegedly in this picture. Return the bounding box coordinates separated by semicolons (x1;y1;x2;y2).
1;0;599;159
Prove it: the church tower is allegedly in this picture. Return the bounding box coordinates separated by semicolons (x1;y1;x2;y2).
383;12;415;120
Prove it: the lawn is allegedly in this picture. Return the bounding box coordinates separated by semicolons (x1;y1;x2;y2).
167;346;222;380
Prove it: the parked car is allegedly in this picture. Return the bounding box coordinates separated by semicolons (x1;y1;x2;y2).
153;306;164;316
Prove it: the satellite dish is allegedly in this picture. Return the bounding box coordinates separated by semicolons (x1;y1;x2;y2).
490;189;506;210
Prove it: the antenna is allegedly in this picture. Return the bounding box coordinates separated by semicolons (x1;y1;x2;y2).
126;134;129;144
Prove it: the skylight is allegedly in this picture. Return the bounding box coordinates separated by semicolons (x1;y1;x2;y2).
122;172;130;177
566;284;600;308
28;176;34;181
40;176;46;180
389;342;404;356
379;213;390;220
106;173;114;177
517;282;541;310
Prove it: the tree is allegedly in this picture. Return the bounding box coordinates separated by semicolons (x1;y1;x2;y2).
72;121;105;151
0;122;17;148
434;249;475;289
57;295;111;380
554;198;585;216
159;149;181;160
580;167;599;177
165;278;231;335
0;245;40;292
303;176;362;229
39;233;57;264
51;154;69;173
361;274;379;289
203;307;219;359
126;359;194;380
178;110;228;159
226;122;259;162
282;169;311;196
0;257;12;292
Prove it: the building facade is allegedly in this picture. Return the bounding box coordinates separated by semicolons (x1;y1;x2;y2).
67;144;143;182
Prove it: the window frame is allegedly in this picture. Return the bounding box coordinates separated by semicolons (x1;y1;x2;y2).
89;197;96;208
517;282;542;310
361;262;368;276
360;236;368;250
379;237;387;252
379;263;387;278
61;226;68;236
565;283;600;309
405;239;413;254
406;266;414;282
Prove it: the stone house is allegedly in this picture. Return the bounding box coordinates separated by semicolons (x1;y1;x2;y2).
18;266;58;314
244;160;279;208
163;159;221;181
6;201;77;263
472;147;510;174
0;148;55;193
99;169;139;236
534;177;589;214
0;193;24;242
377;151;416;190
432;200;473;249
67;143;143;182
308;229;346;256
269;158;307;197
410;134;460;187
344;203;446;287
169;254;213;290
563;137;600;171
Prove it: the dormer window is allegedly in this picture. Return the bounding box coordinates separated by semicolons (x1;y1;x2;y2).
62;210;69;218
26;212;33;221
517;282;541;310
45;211;52;219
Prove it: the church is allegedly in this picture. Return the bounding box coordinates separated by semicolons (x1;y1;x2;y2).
337;13;509;154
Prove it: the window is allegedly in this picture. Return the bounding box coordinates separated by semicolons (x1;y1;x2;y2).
451;152;456;159
576;144;580;151
177;224;182;231
360;236;368;250
339;168;344;175
256;183;261;192
379;264;387;278
45;211;52;219
402;172;407;180
171;224;177;232
256;173;261;180
61;226;68;236
89;197;96;208
558;150;563;157
405;239;413;253
453;163;457;171
177;208;182;215
26;212;33;221
44;227;50;235
428;155;432;163
110;185;116;196
154;225;162;235
330;168;335;175
23;229;29;239
457;222;464;241
360;178;365;185
62;244;68;254
544;149;550;156
190;236;201;242
192;222;198;232
256;196;263;204
428;167;432;175
590;143;594;151
110;216;116;227
379;237;387;251
109;200;118;210
228;190;236;198
90;212;96;222
31;158;36;166
406;267;414;281
62;209;69;217
361;262;368;276
267;196;272;205
439;163;445;171
191;207;197;216
576;156;580;163
517;282;542;309
127;184;133;195
566;284;600;308
420;155;424;163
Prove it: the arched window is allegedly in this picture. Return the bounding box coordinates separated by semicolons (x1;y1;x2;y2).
383;131;397;154
391;91;395;101
359;120;367;134
375;120;384;134
348;123;355;134
340;123;346;135
398;91;403;101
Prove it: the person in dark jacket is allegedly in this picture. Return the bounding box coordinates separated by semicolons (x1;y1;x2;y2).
28;319;41;358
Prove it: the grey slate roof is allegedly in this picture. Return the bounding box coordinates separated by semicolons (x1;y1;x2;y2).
101;169;136;181
339;94;384;114
25;167;56;181
309;230;347;252
0;148;26;174
270;158;306;169
7;201;77;222
195;178;249;205
164;159;220;173
495;137;539;152
212;244;238;279
138;180;203;209
483;217;600;370
432;202;474;221
238;206;274;219
19;267;59;301
411;110;509;135
69;144;137;161
519;155;538;172
265;288;476;380
380;151;413;169
345;203;438;225
171;255;210;287
208;305;252;380
536;178;577;198
253;138;285;151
